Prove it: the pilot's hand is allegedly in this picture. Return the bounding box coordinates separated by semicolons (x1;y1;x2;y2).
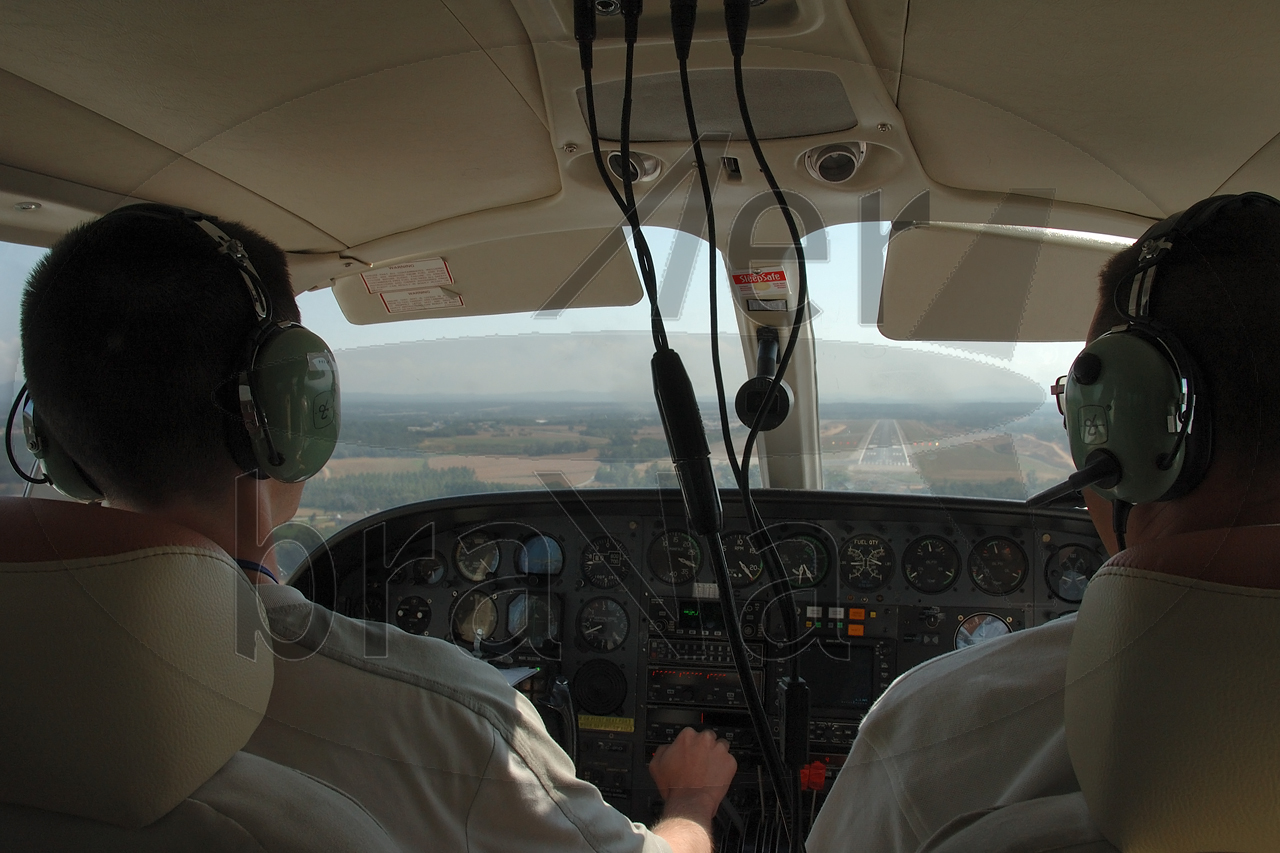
648;727;737;826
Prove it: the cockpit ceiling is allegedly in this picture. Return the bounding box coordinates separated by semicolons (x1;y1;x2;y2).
859;0;1280;218
0;1;557;249
2;1;1279;320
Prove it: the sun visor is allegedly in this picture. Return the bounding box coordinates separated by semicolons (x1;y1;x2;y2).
878;223;1130;342
332;228;643;324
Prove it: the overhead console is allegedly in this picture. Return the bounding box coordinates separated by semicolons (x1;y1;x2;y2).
293;488;1103;846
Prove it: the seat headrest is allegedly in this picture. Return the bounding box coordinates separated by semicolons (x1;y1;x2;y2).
0;498;274;828
1066;565;1280;852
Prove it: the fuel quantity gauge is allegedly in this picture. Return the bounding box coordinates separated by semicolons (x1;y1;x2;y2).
839;534;894;592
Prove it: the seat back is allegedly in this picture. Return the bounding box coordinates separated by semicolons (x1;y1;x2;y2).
0;497;400;850
1066;564;1280;852
0;497;278;825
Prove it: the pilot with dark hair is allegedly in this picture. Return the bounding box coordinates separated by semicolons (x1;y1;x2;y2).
20;207;737;853
807;194;1280;852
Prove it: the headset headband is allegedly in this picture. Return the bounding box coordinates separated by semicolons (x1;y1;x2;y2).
1124;192;1280;320
101;204;274;322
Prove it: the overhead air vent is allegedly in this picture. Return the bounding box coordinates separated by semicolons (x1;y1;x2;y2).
607;151;662;183
804;143;866;183
577;69;857;142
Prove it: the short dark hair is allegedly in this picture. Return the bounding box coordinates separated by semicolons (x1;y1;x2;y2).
1093;197;1280;479
20;208;299;507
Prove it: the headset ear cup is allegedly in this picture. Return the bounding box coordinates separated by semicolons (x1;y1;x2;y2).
1064;329;1202;504
242;323;340;483
28;409;104;502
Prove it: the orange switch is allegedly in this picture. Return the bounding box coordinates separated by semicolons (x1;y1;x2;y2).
847;624;865;637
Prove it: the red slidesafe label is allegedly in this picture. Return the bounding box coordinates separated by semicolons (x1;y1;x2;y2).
731;270;786;286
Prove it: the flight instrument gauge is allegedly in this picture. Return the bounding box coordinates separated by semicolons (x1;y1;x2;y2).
903;536;961;594
508;592;560;647
723;532;764;587
839;534;894;592
517;534;564;576
649;531;702;585
582;536;631;589
778;534;829;588
452;589;498;645
968;537;1028;595
394;596;431;635
454;530;500;582
391;551;446;586
955;613;1012;649
1045;544;1101;604
578;597;629;652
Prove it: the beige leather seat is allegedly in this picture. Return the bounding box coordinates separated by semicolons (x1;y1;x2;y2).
0;497;398;851
1066;564;1280;853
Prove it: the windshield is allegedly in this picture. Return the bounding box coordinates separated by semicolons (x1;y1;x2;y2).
291;224;1085;536
2;229;1083;526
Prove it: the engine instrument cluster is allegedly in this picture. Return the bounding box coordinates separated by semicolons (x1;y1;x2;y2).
295;488;1103;837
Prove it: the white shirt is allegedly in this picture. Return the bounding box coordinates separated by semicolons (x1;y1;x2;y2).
806;615;1081;852
246;583;672;853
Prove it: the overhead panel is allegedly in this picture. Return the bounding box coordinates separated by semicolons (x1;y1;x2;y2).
579;69;858;141
332;228;642;324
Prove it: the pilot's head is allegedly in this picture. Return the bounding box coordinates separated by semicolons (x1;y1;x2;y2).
1075;195;1280;547
20;207;309;511
1091;197;1280;484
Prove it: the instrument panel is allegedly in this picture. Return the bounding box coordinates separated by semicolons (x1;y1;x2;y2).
293;488;1104;843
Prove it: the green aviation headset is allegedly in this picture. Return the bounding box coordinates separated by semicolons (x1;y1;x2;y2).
1050;192;1280;512
6;203;340;501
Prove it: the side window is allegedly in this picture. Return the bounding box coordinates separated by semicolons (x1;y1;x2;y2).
1;241;48;495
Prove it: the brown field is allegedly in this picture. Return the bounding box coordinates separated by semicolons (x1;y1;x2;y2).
426;453;602;487
319;457;424;477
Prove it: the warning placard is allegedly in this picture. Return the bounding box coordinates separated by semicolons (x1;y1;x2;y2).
361;258;453;294
380;286;464;314
731;269;789;297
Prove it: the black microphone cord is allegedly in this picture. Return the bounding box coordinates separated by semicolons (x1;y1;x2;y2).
671;1;798;829
6;383;49;485
577;2;668;351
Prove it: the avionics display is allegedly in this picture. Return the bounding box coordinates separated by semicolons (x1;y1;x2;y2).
798;643;874;712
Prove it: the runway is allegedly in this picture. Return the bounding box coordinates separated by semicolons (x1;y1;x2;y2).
856;419;910;467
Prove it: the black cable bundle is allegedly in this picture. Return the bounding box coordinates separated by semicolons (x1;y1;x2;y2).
578;1;816;845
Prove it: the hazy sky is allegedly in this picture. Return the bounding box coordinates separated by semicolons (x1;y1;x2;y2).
0;224;1083;406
